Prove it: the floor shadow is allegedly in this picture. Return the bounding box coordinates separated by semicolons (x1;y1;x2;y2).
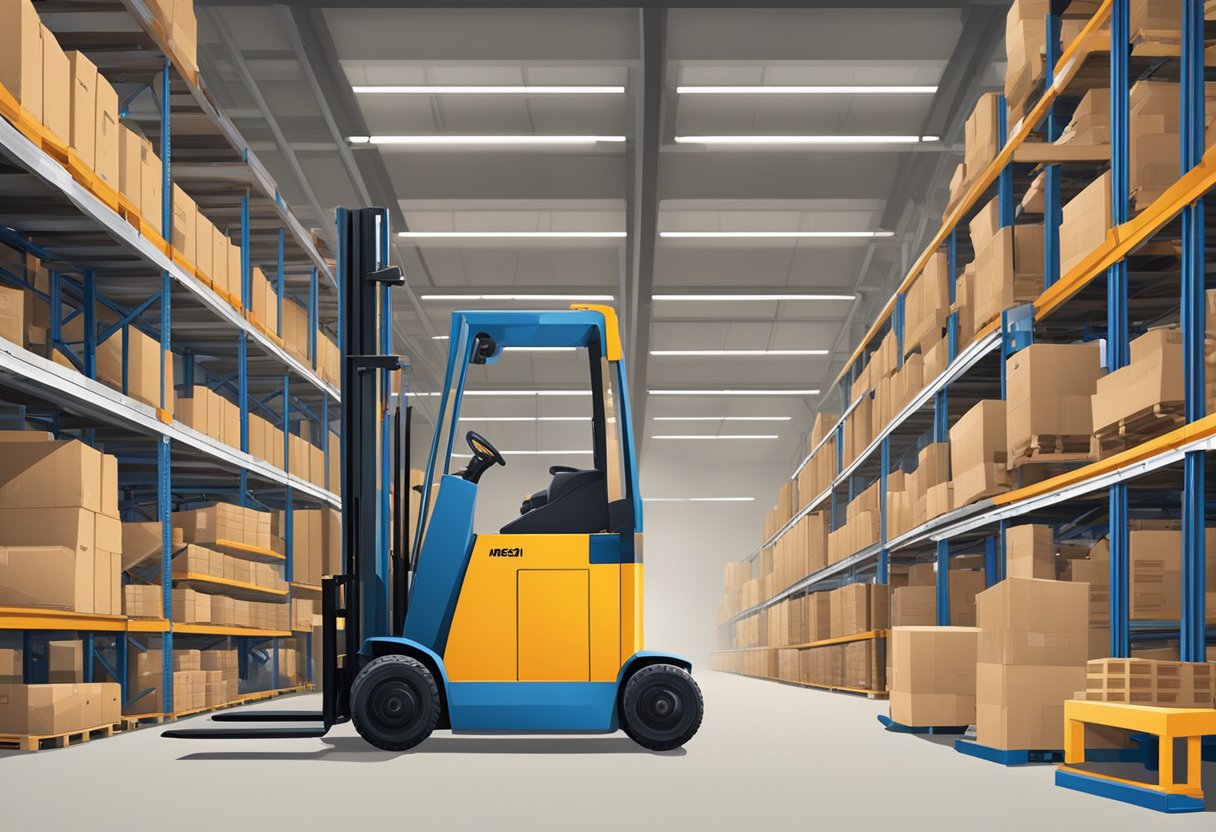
177;734;684;762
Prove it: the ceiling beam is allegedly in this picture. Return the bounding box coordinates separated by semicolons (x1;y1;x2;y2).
623;7;664;463
200;0;1009;8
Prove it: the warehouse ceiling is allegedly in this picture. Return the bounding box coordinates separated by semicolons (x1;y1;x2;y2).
194;0;1007;480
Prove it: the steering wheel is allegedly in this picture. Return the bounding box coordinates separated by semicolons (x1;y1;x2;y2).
459;430;506;484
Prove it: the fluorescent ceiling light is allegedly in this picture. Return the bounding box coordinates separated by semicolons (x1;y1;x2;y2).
400;231;626;239
653;434;779;440
650;389;819;396
407;389;591;397
458;416;590;422
659;231;892;239
676;85;936;95
645;497;757;502
432;335;449;340
354;85;625;95
674;135;930;145
421;294;614;302
652;293;855;302
651;349;829;356
653;416;791;422
349;135;626;145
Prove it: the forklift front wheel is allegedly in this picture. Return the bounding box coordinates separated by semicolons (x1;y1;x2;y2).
620;663;703;752
350;654;441;751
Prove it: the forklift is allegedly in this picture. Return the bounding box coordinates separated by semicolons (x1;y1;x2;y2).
165;207;703;751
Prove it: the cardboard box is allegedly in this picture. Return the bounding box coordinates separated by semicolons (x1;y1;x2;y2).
123;585;163;619
976;662;1086;750
40;24;70;142
0;648;21;683
171;185;197;263
95;325;173;410
228;244;242;307
889;626;981;727
1092;328;1182;435
0;683;99;735
0;0;44;122
48;640;82;684
1005;342;1102;464
0;284;25;347
211;227;230;298
66;51;97;168
139;136;163;227
195;213;216;279
976;577;1089;666
828;583;889;638
965;93;1002;177
973;224;1044;328
0;439;103;513
94;74;119;187
1060;172;1112;275
171;588;211;624
118;125;143;209
1005;524;1055;579
0;507;100;560
0;545;93;612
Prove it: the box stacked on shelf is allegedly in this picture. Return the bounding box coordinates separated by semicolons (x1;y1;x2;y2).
969;197;1044;332
950;400;1011;507
280;507;341;587
0;436;121;615
891;563;986;627
1004;342;1102;469
171;544;287;592
1091;328;1183;455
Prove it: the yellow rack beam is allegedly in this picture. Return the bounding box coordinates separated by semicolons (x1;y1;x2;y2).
172;572;289;598
0;607;127;632
172;623;292;638
208;539;286;563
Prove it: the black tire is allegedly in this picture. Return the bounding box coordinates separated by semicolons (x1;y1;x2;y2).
350;655;440;751
620;663;703;751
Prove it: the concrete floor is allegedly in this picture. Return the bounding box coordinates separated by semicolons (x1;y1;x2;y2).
1;671;1210;830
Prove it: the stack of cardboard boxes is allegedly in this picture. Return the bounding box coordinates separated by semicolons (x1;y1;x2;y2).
1091;328;1183;455
827;480;881;563
280;507;342;587
1003;1;1089;120
950;400;1011;507
0;436;121;616
975;577;1089;751
969;197;1044;333
171;544;287;593
892;562;986;627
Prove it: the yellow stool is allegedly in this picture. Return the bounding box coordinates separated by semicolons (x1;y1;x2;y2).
1055;699;1216;813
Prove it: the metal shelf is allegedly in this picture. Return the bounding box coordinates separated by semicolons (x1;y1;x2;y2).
172;573;289;600
0;335;338;507
0;113;338;402
172;623;292;638
0;607;128;632
715;630;887;652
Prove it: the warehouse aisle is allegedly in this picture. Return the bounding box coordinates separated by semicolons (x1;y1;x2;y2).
1;672;1209;830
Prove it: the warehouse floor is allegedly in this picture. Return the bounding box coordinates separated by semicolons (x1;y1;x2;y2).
1;672;1210;829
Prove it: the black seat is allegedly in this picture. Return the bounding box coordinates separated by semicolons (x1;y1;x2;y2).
500;467;609;534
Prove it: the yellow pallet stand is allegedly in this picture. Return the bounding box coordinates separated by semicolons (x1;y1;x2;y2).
1055;699;1216;813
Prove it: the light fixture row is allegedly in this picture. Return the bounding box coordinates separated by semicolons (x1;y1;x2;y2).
420;294;855;302
352;84;936;96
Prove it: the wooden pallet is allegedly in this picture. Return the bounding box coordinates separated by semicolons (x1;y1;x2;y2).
1009;434;1096;469
1093;402;1186;457
0;721;120;752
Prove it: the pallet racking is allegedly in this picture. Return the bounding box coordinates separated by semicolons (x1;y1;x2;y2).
716;0;1214;688
0;1;345;721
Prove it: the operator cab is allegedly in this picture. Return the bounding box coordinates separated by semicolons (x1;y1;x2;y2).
416;306;641;552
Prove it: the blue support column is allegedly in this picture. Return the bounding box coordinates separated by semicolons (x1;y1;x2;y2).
1179;0;1206;663
984;535;1000;588
935;539;951;626
240;193;251;310
276;228;285;338
1108;0;1131;660
160;60;171;239
83;634;94;683
1044;11;1063;288
158;435;173;712
83;270;96;379
309;267;318;369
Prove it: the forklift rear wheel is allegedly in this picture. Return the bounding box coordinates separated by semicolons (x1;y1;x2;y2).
351;655;441;751
620;664;703;751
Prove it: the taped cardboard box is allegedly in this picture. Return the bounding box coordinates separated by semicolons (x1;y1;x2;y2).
94;73;119;188
139;135;162;225
976;662;1085;750
977;576;1089;666
66;51;97;168
889;626;981;727
48;640;82;684
0;0;43;123
1004;341;1102;464
40;24;70;143
123;584;163;619
171;184;197;263
0;682;121;735
95;325;173;410
1060;171;1112;275
0;648;21;683
1091;328;1182;436
1005;523;1054;579
0;439;103;513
